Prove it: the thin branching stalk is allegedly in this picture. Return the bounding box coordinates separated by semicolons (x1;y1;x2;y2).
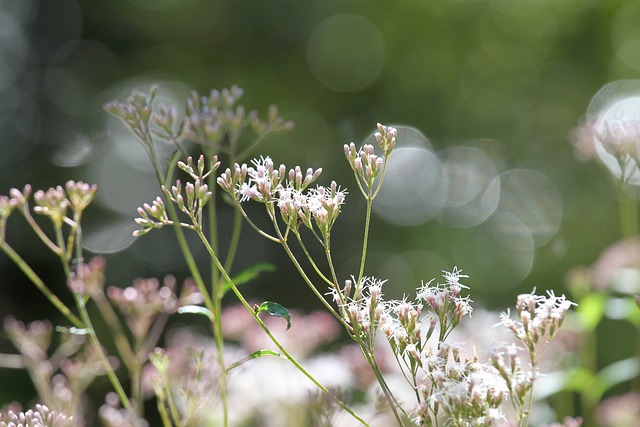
1;242;82;328
192;227;371;427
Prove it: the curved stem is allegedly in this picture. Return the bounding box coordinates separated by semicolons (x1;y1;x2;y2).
1;242;82;328
356;199;373;289
194;227;370;426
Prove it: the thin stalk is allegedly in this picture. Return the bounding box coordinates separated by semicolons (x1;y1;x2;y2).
295;234;335;288
17;206;62;256
194;228;370;426
223;208;243;272
356;199;373;294
358;344;407;426
74;293;136;416
617;182;638;238
1;242;82;328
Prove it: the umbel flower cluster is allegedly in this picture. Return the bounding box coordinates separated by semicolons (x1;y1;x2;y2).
0;85;579;427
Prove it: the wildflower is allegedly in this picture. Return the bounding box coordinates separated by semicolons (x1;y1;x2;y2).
64;180;97;212
0;404;74;427
374;122;397;157
417;268;472;340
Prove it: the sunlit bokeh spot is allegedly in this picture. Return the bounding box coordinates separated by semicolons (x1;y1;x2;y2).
453;225;533;291
86;143;160;216
130;227;204;271
588;80;640;184
83;216;137;254
373;147;445;226
307;14;384;92
377;251;447;299
363;125;433;151
439;147;500;228
492;169;562;248
49;131;97;167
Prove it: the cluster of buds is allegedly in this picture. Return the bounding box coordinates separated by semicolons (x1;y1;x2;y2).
182;86;246;148
3;317;53;363
107;276;203;342
219;156;288;203
491;342;537;404
374;122;397;157
0;404;74;427
596;113;640;167
0;187;23;242
162;179;212;222
344;123;397;193
498;290;576;355
217;157;330;235
150;104;179;143
344;143;384;191
415;343;507;426
133;197;170;236
382;299;435;373
181;86;293;152
134;156;219;236
103;86;158;144
67;256;107;296
276;181;346;240
336;277;387;349
416;267;473;341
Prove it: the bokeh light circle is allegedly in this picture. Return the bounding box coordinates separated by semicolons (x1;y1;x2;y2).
83;216;137;254
373;146;445;226
307;14;384;92
439;147;500;228
492;169;562;248
588;80;640;184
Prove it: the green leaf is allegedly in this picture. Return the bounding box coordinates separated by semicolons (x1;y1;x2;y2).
255;301;291;330
178;305;214;321
576;293;607;332
592;357;640;400
226;350;282;372
221;262;276;296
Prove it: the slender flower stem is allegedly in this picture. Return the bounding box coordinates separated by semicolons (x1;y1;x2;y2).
295;234;335;288
356;199;373;297
74;292;136;417
193;227;370;427
1;242;82;328
617;181;638;238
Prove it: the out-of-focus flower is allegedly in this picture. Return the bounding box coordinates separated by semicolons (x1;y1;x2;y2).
0;404;74;427
597;392;640;427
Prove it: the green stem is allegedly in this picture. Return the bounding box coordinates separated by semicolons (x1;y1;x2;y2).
356;199;373;296
617;182;638;238
194;227;370;426
1;242;82;328
224;208;243;272
74;293;136;417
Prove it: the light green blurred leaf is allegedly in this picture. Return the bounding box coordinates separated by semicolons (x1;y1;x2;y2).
222;262;276;296
226;349;282;372
178;305;214;321
576;293;607;332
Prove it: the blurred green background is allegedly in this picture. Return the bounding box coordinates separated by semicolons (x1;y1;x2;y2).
1;0;639;419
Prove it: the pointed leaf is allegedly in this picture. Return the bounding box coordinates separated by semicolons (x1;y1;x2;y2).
255;301;291;330
226;350;282;372
221;262;276;296
178;305;214;321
